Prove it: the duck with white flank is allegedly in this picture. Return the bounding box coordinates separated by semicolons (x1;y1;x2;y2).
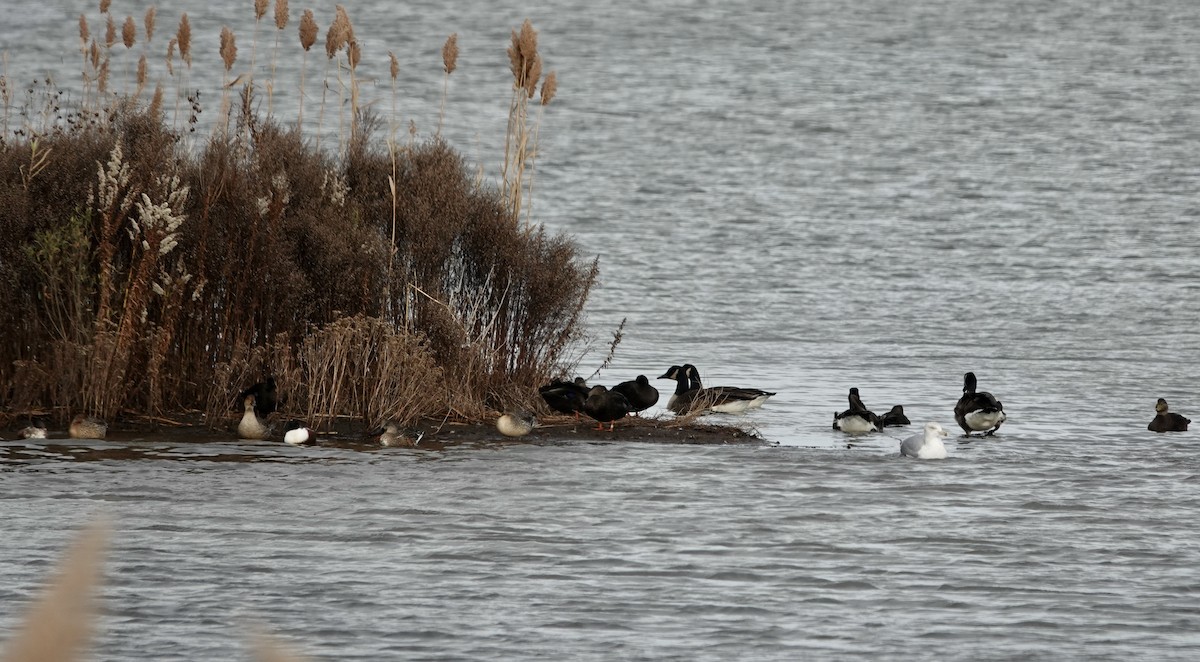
538;377;589;418
833;387;883;434
282;421;316;445
497;410;537;437
900;421;950;459
237;394;272;440
953;372;1006;436
583;385;631;431
685;364;775;411
611;375;659;415
880;405;910;427
1148;398;1190;433
19;419;48;438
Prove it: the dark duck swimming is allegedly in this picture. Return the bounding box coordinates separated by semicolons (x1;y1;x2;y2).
833;387;882;434
880;405;911;427
1148;398;1190;433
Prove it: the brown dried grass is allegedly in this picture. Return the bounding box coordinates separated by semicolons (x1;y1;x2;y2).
144;7;156;44
274;0;289;30
0;13;590;431
220;27;238;71
78;14;90;52
122;16;135;49
298;9;317;51
177;14;192;67
442;33;459;74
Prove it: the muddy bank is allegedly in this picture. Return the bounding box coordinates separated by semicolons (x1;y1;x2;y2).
1;412;766;449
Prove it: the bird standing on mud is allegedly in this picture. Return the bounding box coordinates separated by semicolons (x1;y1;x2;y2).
539;377;589;418
612;375;659;415
583;385;630;431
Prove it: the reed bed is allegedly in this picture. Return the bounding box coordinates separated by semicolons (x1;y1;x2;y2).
0;3;591;433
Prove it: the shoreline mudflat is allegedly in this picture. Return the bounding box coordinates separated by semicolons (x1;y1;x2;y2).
1;413;764;448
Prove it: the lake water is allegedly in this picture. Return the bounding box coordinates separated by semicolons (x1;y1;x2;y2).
4;0;1200;659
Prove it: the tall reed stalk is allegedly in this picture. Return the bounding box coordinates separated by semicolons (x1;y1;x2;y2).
267;0;288;116
502;20;543;228
296;9;317;131
437;33;458;137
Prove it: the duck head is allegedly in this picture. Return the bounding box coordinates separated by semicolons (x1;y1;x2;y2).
962;372;978;394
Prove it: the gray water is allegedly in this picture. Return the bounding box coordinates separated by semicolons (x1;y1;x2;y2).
4;0;1200;659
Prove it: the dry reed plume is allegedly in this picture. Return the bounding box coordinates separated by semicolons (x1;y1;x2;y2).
296;9;317;129
438;33;458;136
0;520;108;662
121;16;135;49
267;0;289;115
502;20;556;228
144;7;157;44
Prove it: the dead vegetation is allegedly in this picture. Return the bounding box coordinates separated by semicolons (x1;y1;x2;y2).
0;4;591;433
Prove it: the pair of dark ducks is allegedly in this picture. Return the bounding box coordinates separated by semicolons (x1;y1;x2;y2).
834;372;1006;436
538;375;661;430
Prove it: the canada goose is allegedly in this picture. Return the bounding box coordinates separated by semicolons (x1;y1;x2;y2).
880;405;911;427
611;375;659;414
658;365;698;414
657;364;772;415
832;387;882;434
900;421;950;459
237;394;272;440
539;377;589;417
685;364;775;411
497;410;537;437
1148;398;1190;433
583;385;631;431
68;415;107;440
954;372;1006;436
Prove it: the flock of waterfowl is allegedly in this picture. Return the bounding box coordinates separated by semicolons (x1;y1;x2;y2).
6;368;1190;453
526;366;1191;458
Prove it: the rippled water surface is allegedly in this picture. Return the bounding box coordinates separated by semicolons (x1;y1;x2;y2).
4;0;1200;658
